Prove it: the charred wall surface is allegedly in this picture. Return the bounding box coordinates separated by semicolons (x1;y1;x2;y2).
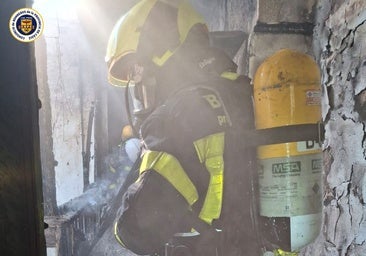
302;0;366;255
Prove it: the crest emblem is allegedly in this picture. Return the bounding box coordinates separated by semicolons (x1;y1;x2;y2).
9;8;44;42
19;17;34;34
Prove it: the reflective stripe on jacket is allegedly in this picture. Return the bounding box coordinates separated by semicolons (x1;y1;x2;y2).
139;131;225;224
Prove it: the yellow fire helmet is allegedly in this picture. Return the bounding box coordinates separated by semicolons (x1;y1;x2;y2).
105;0;207;87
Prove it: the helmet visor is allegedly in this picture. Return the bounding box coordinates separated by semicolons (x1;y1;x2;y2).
109;53;138;87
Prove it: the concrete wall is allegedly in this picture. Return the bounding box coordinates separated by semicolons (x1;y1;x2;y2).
35;1;101;206
302;1;366;255
36;2;83;206
190;0;256;33
191;0;257;75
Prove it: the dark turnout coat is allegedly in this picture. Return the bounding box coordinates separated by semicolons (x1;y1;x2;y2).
114;48;260;256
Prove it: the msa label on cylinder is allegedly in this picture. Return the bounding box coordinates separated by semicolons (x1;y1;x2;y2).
258;153;322;217
272;161;301;175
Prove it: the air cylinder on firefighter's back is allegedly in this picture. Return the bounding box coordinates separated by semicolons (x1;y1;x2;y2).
253;49;322;254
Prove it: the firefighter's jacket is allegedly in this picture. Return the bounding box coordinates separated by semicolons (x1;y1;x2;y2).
114;73;259;255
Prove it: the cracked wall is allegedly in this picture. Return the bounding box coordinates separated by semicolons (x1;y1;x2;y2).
34;1;104;207
302;0;366;255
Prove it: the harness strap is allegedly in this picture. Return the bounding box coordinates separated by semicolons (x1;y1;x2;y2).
248;122;324;147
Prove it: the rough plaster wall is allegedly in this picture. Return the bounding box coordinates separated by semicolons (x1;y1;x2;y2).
78;37;99;186
190;0;256;32
257;0;316;24
35;2;96;206
225;0;257;75
46;13;84;206
302;0;366;255
190;0;226;31
190;0;256;75
36;36;58;216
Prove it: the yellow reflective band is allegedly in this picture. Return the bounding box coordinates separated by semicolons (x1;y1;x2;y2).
274;249;298;256
114;222;127;248
152;49;174;66
139;151;199;206
193;132;225;224
220;71;239;80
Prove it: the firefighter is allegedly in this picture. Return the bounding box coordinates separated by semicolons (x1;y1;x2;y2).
105;0;259;255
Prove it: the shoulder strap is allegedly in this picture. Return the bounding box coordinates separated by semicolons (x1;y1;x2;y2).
245;122;325;147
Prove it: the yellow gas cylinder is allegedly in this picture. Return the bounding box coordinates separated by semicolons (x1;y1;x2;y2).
253;49;322;253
